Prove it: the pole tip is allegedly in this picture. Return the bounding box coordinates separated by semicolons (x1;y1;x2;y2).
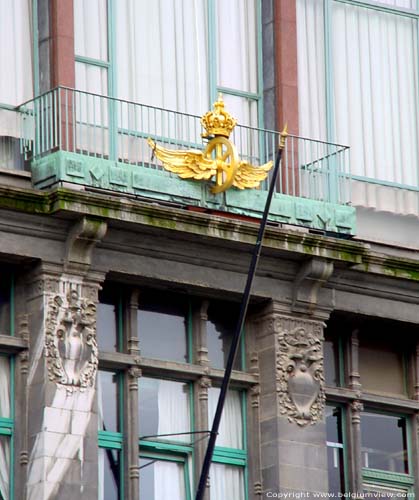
279;123;288;150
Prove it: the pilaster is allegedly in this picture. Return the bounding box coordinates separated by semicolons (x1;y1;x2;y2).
255;301;329;495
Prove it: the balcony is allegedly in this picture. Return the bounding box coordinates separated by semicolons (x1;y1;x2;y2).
18;87;355;235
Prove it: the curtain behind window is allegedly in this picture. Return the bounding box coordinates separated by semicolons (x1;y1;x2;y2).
296;0;419;187
116;0;209;115
0;0;33;148
0;358;10;500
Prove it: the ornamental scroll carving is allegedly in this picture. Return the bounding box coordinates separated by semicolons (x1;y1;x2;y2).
276;318;325;426
45;286;98;391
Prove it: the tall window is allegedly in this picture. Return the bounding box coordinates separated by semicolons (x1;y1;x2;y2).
324;313;415;495
73;0;262;126
297;0;419;189
97;286;250;499
0;356;13;500
0;0;33;170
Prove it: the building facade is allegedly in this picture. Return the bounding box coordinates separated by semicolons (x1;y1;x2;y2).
0;0;419;499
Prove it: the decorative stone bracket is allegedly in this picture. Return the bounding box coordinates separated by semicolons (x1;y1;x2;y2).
64;216;107;274
292;258;333;314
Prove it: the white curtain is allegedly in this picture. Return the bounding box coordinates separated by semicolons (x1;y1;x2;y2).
116;0;209;116
297;0;419;186
210;463;244;500
156;379;190;441
154;460;186;500
153;380;190;498
0;357;10;500
208;388;242;449
0;0;33;142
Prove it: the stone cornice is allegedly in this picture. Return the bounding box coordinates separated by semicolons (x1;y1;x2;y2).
0;185;419;283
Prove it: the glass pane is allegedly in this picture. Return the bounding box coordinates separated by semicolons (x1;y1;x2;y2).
216;0;258;93
0;277;11;336
75;62;108;96
361;413;408;473
116;0;209;115
138;296;188;363
324;332;340;387
326;405;345;494
210;463;244;500
359;331;406;397
207;302;241;370
0;435;10;500
208;389;243;448
97;303;118;352
98;447;120;500
139;378;190;442
139;457;186;500
74;0;108;61
0;357;10;418
98;371;119;432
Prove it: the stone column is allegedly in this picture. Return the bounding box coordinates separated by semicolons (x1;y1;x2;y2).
349;400;363;494
256;303;329;496
25;217;107;500
26;268;101;500
125;289;140;500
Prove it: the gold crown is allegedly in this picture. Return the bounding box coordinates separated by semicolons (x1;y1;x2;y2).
201;94;237;138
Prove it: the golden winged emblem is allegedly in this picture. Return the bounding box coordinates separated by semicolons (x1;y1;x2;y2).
147;95;274;194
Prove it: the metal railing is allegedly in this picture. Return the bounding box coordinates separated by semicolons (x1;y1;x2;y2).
19;87;351;204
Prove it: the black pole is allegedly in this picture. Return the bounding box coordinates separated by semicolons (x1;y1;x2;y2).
195;126;288;500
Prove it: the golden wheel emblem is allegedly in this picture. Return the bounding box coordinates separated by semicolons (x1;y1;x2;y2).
204;136;239;194
148;94;274;193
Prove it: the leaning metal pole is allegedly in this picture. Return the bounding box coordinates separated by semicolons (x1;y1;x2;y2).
195;125;288;500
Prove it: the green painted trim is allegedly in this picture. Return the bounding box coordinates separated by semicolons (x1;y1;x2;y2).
10;274;14;337
207;0;218;105
256;0;264;129
0;418;13;429
216;87;259;101
9;357;14;500
324;0;335;145
351;174;419;192
0;427;12;437
75;55;110;69
139;440;193;455
242;391;249;500
32;0;39;97
117;371;124;434
212;454;246;467
333;0;419;18
362;468;414;485
0;103;18;112
213;446;247;460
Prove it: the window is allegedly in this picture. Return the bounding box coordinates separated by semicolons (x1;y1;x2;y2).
297;0;419;189
208;388;247;499
0;0;33;171
97;286;250;498
324;313;416;494
0;356;13;500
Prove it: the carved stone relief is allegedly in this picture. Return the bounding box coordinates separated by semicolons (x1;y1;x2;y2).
276;317;325;426
45;284;98;392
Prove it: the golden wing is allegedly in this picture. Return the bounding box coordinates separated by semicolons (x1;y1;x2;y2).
147;138;216;180
233;160;274;189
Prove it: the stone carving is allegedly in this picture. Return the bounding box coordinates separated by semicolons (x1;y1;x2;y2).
198;376;212;401
45;286;98;391
276;320;325;426
351;400;364;425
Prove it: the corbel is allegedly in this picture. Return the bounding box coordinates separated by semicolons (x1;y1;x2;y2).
292;257;333;314
64;216;107;274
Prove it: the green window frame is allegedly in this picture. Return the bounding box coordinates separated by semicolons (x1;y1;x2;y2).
97;370;125;500
322;0;419;191
209;390;248;499
360;410;414;494
325;402;349;494
0;356;14;500
73;0;264;161
139;380;194;498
